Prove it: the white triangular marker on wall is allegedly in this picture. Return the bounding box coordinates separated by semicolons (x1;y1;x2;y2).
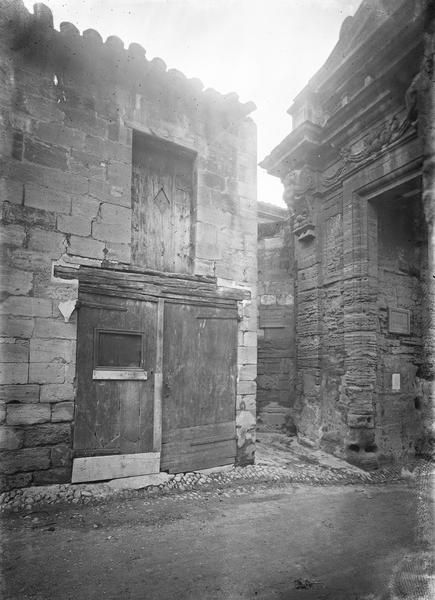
58;300;77;323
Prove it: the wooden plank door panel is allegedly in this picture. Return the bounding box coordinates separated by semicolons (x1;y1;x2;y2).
161;303;238;472
132;132;194;274
74;294;157;457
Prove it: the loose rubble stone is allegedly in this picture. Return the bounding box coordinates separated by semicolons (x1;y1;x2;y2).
0;457;431;514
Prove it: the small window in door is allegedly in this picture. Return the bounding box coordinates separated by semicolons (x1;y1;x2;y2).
93;329;147;380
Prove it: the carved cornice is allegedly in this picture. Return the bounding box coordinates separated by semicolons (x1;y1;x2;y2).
322;114;415;188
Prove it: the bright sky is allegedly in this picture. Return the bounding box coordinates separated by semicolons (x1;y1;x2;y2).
23;0;361;206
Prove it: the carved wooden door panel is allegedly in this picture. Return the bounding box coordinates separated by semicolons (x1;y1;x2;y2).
131;132;194;273
73;293;158;481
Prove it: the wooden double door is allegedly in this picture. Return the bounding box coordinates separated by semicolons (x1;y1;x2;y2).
73;292;237;481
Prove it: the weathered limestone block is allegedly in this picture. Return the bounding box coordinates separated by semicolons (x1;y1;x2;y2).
33;121;85;151
0;341;28;363
30;339;76;363
84;136;130;163
200;171;225;191
0;426;24;450
69;150;106;180
235;406;256;466
0;384;40;404
24;184;72;214
195;222;219;260
29;362;65;384
6;404;51;426
0;363;28;384
40;383;74;403
28;228;67;257
34;318;76;340
67;234;106;259
23;423;71;447
237;380;256;395
3;202;55;238
50;444;72;467
92;220;130;244
0;296;52;318
195;204;231;229
0;448;50;475
0;472;32;491
23;96;65;124
238;346;256;365
106;161;131;187
243;331;257;347
88;179;130;208
5;248;48;274
0;267;33;295
51;402;74;422
236;394;255;412
57;215;91;237
0;178;23;204
71;195;101;220
64;362;76;384
32;466;70;485
238;364;257;381
0;224;26;247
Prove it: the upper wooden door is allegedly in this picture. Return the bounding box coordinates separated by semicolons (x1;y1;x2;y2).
74;293;157;457
131;131;195;274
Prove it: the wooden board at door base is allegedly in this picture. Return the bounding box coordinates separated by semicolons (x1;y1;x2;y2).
71;452;161;483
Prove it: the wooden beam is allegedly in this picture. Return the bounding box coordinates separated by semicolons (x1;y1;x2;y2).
71;452;160;483
54;264;250;302
153;298;164;453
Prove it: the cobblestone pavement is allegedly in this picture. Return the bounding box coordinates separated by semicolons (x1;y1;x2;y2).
0;431;432;515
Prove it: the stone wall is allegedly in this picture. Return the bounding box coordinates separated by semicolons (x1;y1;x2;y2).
257;216;295;429
261;0;433;466
375;196;427;459
0;1;257;490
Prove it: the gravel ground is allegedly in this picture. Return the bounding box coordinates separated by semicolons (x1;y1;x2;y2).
0;431;432;515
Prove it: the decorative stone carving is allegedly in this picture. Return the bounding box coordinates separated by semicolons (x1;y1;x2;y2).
282;167;316;242
293;214;316;242
282;166;315;209
323;77;421;189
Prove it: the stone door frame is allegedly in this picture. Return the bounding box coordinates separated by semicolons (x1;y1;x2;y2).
341;138;422;459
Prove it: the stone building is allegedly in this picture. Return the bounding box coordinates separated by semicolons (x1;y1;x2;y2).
257;202;295;429
261;0;434;466
0;1;257;491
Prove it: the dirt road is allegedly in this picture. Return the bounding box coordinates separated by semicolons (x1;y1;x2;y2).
1;481;430;599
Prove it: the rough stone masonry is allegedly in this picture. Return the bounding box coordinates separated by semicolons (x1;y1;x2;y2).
261;0;434;467
0;1;258;491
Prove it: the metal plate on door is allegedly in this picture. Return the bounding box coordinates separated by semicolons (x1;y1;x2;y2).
92;369;148;380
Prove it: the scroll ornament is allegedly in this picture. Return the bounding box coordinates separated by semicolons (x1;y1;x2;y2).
322;75;420;188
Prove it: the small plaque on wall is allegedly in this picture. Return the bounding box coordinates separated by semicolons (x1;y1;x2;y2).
259;306;287;329
388;308;410;335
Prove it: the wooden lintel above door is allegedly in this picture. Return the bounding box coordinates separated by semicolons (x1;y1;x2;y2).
54;264;250;307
